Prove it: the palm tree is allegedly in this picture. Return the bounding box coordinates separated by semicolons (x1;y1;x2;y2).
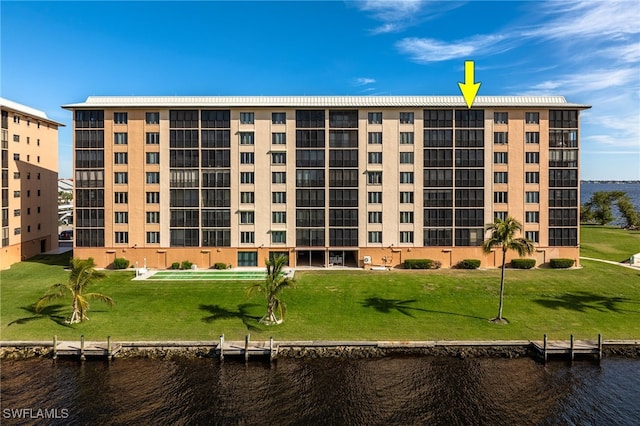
35;258;113;324
247;255;294;325
482;217;534;322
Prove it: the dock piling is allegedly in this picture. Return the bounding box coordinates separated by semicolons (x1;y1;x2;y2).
598;334;603;361
543;334;547;363
53;335;58;360
80;335;86;361
219;335;224;361
245;334;250;362
570;334;574;361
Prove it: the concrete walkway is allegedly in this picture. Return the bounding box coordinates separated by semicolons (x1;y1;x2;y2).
580;256;640;270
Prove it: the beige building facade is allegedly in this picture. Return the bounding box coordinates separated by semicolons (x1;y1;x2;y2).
1;98;62;269
63;96;589;269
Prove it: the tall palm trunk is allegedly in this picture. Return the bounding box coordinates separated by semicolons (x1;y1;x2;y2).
497;247;507;320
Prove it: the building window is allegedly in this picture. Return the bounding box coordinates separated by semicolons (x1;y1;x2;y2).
400;112;414;124
13;153;19;161
525;231;539;243
400;172;414;184
271;231;286;244
368;231;382;243
146;192;159;204
241;172;254;184
272;112;286;124
241;192;255;204
494;211;507;221
526;172;540;184
146;132;160;144
240;152;254;164
115;192;128;203
525;152;540;164
146;112;160;124
240;112;254;124
400;231;414;243
240;132;254;145
525;112;540;124
13;134;19;142
146;211;160;223
526;211;539;223
240;231;255;244
272;133;286;145
368;112;382;124
146;172;160;184
114;152;128;164
494;112;508;124
146;152;160;164
400;191;414;203
494;172;508;184
494;152;508;164
13;115;20;124
368;152;382;164
115;211;128;223
114;133;128;145
494;191;508;203
271;152;286;164
272;191;286;203
525;132;540;144
368;191;382;204
272;211;286;223
368;132;382;144
13;209;20;217
13;172;19;179
400;211;414;223
400;132;414;144
368;211;382;223
114;172;128;184
367;171;382;185
272;172;286;184
114;112;128;124
147;232;160;244
525;191;540;203
114;232;129;244
494;132;508;144
237;251;258;266
400;152;414;164
14;228;21;235
240;211;255;224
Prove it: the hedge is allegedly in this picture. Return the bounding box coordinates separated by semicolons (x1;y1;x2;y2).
404;259;441;269
170;262;181;270
550;258;574;269
510;258;536;269
457;259;481;269
181;260;194;270
214;262;228;270
112;257;130;270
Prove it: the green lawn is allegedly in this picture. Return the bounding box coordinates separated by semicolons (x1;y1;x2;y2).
1;226;639;342
580;225;640;262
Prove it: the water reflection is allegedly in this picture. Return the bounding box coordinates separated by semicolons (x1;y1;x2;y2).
1;357;639;425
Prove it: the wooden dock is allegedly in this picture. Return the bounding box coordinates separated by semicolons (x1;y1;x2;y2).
53;336;121;360
531;334;602;362
216;335;278;362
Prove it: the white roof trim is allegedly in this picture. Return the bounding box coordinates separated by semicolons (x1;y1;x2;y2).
0;97;65;126
62;95;591;109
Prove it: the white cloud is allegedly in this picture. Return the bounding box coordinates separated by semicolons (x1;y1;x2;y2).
354;0;462;34
396;35;506;63
354;77;376;86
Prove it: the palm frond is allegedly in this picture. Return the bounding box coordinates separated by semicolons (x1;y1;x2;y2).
84;292;115;307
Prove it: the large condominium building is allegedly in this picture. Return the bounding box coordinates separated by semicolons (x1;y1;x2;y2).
1;98;62;269
63;96;589;269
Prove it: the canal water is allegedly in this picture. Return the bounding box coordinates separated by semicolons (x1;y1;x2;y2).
1;356;639;425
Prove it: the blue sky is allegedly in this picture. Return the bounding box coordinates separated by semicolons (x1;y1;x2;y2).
1;0;639;180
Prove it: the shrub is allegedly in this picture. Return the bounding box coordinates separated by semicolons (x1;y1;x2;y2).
510;258;536;269
214;262;227;270
457;259;481;269
112;257;130;269
170;262;181;270
550;258;574;269
404;259;441;269
181;260;193;270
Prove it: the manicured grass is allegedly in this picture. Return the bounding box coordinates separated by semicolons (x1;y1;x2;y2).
2;253;639;341
580;225;640;262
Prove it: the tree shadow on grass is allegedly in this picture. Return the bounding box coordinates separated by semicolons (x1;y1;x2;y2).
533;291;636;314
361;297;486;320
24;251;73;267
7;304;74;328
199;303;263;332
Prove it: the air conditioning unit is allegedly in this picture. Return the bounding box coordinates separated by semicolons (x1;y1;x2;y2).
363;256;372;264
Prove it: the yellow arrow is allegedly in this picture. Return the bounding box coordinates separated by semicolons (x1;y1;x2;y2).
458;60;481;108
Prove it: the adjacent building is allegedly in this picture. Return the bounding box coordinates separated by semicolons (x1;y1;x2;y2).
1;98;63;269
62;96;589;269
